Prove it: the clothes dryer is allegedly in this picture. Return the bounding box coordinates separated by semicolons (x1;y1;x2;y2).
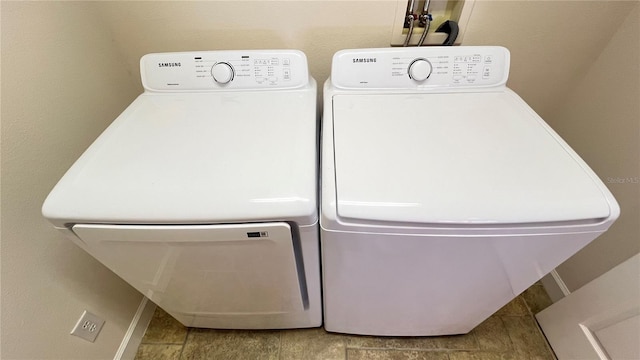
43;50;321;329
321;46;619;336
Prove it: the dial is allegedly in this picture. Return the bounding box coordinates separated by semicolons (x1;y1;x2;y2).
211;62;234;84
408;58;432;82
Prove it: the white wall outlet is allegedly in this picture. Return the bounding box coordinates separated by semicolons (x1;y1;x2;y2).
70;310;105;343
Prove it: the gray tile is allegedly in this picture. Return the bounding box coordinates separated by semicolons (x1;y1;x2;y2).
531;355;557;360
502;317;554;360
434;333;478;351
347;335;440;350
521;285;553;315
347;332;477;351
347;336;440;350
528;350;557;360
180;328;280;360
134;344;183;360
448;351;521;360
347;349;448;360
280;327;346;360
135;284;558;360
494;297;529;317
141;308;188;344
472;316;512;351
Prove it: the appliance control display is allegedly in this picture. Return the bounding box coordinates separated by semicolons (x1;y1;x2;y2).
331;46;510;90
141;50;308;92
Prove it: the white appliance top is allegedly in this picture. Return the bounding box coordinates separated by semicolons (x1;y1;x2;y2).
327;47;614;225
43;50;317;227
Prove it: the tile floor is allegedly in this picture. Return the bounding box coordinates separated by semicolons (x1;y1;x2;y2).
135;283;555;360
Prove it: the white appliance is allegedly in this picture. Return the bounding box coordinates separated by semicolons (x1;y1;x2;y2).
42;50;321;329
321;46;619;336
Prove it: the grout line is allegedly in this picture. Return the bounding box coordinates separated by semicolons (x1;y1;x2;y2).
496;316;515;352
343;346;481;352
531;317;559;360
469;326;480;351
278;329;283;360
522;292;537;319
177;327;192;360
139;341;189;345
499;316;523;359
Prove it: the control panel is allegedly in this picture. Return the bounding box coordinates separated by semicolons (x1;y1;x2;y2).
140;50;309;92
331;46;509;90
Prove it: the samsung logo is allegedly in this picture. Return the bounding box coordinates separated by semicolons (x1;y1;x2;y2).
158;62;181;67
352;58;377;63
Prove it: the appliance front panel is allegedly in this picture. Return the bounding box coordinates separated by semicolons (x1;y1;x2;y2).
72;222;305;326
331;46;509;91
141;50;309;91
321;228;601;336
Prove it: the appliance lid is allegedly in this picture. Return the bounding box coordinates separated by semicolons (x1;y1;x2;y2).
331;91;612;225
43;90;317;225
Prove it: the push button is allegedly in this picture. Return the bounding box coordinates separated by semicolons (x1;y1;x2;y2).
482;66;491;79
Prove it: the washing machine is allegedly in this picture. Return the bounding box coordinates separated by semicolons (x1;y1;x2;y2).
42;50;321;329
321;46;619;336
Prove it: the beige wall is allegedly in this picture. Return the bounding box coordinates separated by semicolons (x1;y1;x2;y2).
548;3;640;291
1;2;143;359
94;1;399;98
1;1;637;358
463;1;635;118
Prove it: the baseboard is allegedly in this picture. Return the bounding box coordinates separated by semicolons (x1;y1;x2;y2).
113;297;157;360
541;270;571;303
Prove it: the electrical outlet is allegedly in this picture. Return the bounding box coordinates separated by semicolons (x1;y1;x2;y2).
70;310;105;343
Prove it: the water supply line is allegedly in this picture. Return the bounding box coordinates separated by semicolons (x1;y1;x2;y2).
417;0;432;46
403;0;417;47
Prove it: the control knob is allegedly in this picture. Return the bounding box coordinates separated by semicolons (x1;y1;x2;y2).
408;58;432;82
211;62;234;84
